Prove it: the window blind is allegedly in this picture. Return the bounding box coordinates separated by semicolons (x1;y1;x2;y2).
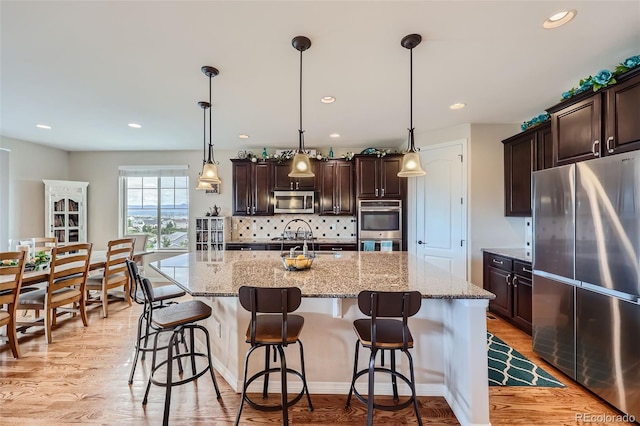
118;165;189;177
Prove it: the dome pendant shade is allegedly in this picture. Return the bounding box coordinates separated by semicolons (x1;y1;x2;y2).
398;34;426;178
200;161;222;184
195;179;214;190
289;36;315;179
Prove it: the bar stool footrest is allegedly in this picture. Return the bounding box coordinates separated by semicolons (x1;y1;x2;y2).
242;367;308;411
351;367;416;411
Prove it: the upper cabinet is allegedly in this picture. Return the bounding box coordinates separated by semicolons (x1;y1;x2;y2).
272;160;317;191
355;154;405;199
549;93;603;166
548;68;640;166
605;69;640;155
318;159;355;215
231;160;273;216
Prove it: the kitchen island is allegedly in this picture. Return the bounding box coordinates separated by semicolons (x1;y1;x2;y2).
150;251;494;426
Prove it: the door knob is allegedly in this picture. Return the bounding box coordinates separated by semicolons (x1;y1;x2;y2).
417;240;424;245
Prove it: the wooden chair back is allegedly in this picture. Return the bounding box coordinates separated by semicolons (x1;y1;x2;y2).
103;237;135;289
127;234;149;252
0;251;26;358
48;243;93;295
33;237;58;254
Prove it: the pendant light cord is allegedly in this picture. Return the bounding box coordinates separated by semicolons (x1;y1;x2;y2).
408;46;416;152
202;105;207;165
299;48;304;152
208;73;215;163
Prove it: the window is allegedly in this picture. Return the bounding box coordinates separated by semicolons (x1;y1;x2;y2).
119;166;189;250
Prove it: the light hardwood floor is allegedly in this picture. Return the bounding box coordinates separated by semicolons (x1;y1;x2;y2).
0;300;623;425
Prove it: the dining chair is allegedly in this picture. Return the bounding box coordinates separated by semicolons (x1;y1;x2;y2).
0;251;27;358
86;237;135;318
126;233;149;272
33;237;58;254
17;243;93;344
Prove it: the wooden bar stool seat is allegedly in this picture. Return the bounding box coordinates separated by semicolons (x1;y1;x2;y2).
345;290;423;426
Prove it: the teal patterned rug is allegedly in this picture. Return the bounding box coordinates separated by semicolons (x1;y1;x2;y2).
487;332;565;387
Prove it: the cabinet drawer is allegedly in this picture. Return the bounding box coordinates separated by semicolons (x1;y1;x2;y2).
317;243;357;251
486;253;512;272
514;260;532;277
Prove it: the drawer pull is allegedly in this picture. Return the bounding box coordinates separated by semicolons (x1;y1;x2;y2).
492;259;504;265
240;247;252;251
331;247;343;251
522;267;532;273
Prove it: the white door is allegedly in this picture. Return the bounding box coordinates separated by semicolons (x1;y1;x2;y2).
413;141;467;280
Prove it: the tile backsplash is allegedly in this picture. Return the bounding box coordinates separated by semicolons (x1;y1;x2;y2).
230;214;357;240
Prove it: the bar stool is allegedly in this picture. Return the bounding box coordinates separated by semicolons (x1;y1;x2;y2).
235;286;313;426
345;290;423;426
125;259;187;384
138;277;221;426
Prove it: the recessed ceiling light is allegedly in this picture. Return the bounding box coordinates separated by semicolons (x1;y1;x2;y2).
238;134;250;139
543;9;577;29
329;133;340;138
449;103;466;110
128;123;142;128
36;124;52;129
321;96;336;104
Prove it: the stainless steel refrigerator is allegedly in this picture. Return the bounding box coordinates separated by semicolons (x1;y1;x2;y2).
533;152;640;419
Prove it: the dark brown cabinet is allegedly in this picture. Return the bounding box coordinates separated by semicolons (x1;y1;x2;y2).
272;160;317;191
605;69;640;155
483;251;532;335
502;122;551;217
355;155;405;199
231;160;272;216
549;93;603;166
318;160;355;215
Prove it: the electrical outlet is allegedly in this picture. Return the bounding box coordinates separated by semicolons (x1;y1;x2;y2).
233;223;238;230
252;223;257;231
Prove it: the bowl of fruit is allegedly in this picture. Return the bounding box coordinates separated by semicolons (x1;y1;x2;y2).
281;253;314;271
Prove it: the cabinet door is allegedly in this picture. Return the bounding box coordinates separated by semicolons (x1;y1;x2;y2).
606;73;640;155
552;94;603;166
512;273;533;334
297;160;317;190
232;162;252;215
380;156;404;198
355;157;379;198
318;161;337;214
486;266;512;318
253;162;272;215
335;161;355;214
504;133;533;216
535;124;553;170
273;162;294;190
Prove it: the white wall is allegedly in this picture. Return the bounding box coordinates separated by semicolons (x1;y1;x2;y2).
468;124;524;285
0;136;70;242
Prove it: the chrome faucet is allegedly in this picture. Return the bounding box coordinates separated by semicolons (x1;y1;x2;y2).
295;226;305;240
289;246;301;258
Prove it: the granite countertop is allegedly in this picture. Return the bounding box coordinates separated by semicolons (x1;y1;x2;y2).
150;251;494;300
226;238;357;245
482;247;532;263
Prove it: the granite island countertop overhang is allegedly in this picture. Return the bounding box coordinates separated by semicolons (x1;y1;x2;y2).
150;251;495;300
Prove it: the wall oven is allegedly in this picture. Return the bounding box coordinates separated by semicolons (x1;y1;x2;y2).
273;191;315;214
358;200;402;246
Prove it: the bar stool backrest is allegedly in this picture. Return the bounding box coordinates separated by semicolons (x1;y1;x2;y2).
125;259;144;304
139;277;156;305
357;290;422;350
238;286;302;346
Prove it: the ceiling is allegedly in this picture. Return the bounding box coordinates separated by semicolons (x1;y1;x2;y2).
1;1;639;153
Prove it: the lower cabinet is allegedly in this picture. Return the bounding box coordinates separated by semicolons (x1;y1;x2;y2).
483;251;532;335
225;243;267;251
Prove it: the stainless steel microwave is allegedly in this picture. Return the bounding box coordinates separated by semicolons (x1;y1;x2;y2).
273;191;315;214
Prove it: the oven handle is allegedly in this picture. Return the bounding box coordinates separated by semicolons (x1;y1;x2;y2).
359;208;401;212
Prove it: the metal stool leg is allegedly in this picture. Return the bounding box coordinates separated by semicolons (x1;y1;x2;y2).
143;328;161;405
345;340;360;407
235;345;259;426
201;325;221;398
277;345;289;425
406;349;423;426
366;348;377;426
263;345;271;399
391;350;399;401
162;331;177;426
297;340;313;411
128;310;146;384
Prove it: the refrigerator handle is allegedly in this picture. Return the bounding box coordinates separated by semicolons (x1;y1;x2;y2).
591;139;600;157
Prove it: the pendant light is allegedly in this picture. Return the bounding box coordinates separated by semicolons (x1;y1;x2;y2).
197;66;222;185
195;100;214;190
289;36;314;178
397;34;426;177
